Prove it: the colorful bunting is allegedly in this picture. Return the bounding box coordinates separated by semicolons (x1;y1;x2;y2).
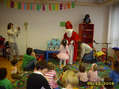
1;0;76;11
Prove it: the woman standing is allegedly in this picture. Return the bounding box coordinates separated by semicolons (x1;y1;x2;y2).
7;22;20;61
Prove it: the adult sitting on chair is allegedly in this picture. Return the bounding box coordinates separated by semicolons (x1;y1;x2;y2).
22;48;37;71
78;41;94;63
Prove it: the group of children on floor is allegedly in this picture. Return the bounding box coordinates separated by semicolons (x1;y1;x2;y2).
0;60;118;89
0;38;119;89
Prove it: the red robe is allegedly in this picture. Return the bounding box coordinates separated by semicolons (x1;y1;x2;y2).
64;31;79;62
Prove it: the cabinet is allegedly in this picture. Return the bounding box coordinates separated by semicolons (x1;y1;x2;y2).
79;24;94;47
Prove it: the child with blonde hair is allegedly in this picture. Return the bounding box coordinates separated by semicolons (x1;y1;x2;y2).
88;63;100;82
62;70;79;89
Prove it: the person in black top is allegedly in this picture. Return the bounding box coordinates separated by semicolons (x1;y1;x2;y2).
27;61;51;89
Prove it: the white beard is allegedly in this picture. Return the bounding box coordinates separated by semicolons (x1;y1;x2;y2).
66;29;73;38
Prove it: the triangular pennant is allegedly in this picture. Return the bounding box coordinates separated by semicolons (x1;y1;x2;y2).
67;2;71;9
24;3;27;10
36;3;40;11
14;1;18;8
55;3;59;11
52;4;55;11
71;2;75;8
11;1;14;8
27;3;30;10
60;3;62;10
49;3;52;11
42;4;45;11
21;2;24;10
7;0;10;8
18;2;21;9
30;3;32;10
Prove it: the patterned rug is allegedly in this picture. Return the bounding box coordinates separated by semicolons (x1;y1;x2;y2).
12;58;119;89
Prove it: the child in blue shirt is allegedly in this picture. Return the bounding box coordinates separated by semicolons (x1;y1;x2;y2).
109;60;119;85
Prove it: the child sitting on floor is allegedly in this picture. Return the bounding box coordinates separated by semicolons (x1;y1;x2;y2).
77;63;88;86
10;59;22;80
62;70;79;89
45;62;59;89
0;68;13;89
109;60;119;85
22;48;37;71
88;63;100;82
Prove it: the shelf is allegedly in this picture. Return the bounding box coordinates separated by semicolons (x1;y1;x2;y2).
79;24;94;47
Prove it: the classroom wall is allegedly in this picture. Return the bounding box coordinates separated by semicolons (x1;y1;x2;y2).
0;4;109;55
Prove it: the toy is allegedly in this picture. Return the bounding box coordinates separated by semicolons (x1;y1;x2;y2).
47;39;60;50
83;14;91;24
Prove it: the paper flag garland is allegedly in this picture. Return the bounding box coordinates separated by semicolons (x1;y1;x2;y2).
0;0;76;11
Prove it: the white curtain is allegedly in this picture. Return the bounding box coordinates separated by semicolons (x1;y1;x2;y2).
108;5;119;48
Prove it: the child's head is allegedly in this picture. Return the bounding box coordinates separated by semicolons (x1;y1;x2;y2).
79;64;85;73
104;77;114;89
62;70;79;88
0;68;7;80
61;39;67;47
91;63;97;71
113;60;119;72
48;62;55;70
35;60;49;75
26;48;33;55
7;22;13;30
11;59;17;66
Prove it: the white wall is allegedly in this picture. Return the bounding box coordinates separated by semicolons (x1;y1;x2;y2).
0;4;109;55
